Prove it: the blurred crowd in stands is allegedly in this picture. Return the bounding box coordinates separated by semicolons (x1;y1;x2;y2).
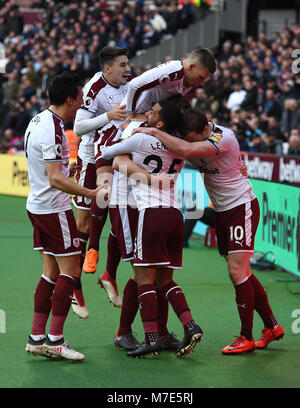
0;0;299;157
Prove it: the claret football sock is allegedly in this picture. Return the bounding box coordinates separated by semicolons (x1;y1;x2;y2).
146;331;160;345
49;274;77;336
184;320;196;331
163;281;194;327
105;232;121;280
31;274;56;336
138;284;159;342
156;286;169;337
234;277;255;341
117;279;138;336
248;273;278;329
88;201;108;251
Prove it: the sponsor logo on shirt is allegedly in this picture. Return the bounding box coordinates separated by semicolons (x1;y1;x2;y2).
33;115;40;125
209;133;223;144
197;165;219;175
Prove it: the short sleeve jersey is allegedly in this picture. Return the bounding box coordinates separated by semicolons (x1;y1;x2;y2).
25;109;71;214
125;60;192;113
190;123;256;212
78;72;130;163
107;121;144;208
101;132;185;211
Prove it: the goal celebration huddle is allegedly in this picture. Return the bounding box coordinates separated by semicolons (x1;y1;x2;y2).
24;45;284;362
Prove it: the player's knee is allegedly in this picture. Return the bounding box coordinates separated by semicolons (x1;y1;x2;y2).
76;211;90;234
64;265;81;279
227;259;249;284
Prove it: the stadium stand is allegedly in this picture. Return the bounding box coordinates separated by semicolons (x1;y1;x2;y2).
0;0;299;157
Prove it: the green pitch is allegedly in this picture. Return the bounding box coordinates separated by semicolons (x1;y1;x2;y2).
0;194;299;389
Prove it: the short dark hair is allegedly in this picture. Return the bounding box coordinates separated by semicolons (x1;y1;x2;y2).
98;46;129;68
188;48;217;74
158;100;184;135
48;72;84;106
166;94;192;113
182;110;208;136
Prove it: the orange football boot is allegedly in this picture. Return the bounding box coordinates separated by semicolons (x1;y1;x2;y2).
255;325;284;349
83;248;99;274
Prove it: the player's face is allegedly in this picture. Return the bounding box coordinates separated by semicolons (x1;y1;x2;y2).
67;87;83;120
145;103;162;127
184;63;211;87
108;56;131;86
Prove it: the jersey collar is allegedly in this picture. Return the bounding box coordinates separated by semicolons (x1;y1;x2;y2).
101;73;121;89
48;108;63;122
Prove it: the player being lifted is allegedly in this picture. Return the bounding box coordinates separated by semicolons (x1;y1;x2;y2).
132;108;284;355
71;46;130;316
101;100;204;358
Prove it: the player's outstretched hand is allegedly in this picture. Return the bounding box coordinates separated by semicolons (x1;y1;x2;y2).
107;103;127;121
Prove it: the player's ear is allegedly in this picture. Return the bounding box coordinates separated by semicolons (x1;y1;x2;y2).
203;124;211;139
103;63;111;74
156;120;164;130
188;63;195;71
66;96;74;106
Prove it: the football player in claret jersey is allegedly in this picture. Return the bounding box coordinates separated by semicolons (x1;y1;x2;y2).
136;109;284;355
101;101;204;358
71;46;131;316
125;47;216;115
101;96;197;353
24;72;105;361
87;48;216;314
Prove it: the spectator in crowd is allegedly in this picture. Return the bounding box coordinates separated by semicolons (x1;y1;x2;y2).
191;87;212;112
286;129;300;156
149;6;167;35
0;0;299;158
142;23;159;49
3;71;20;104
0;128;23;153
280;98;300;139
259;88;282;121
226;81;247;111
240;78;258;111
249;133;267;154
179;0;195;29
245;114;264;141
263;131;283;155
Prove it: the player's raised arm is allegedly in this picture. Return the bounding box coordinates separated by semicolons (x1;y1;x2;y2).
73;102;127;136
